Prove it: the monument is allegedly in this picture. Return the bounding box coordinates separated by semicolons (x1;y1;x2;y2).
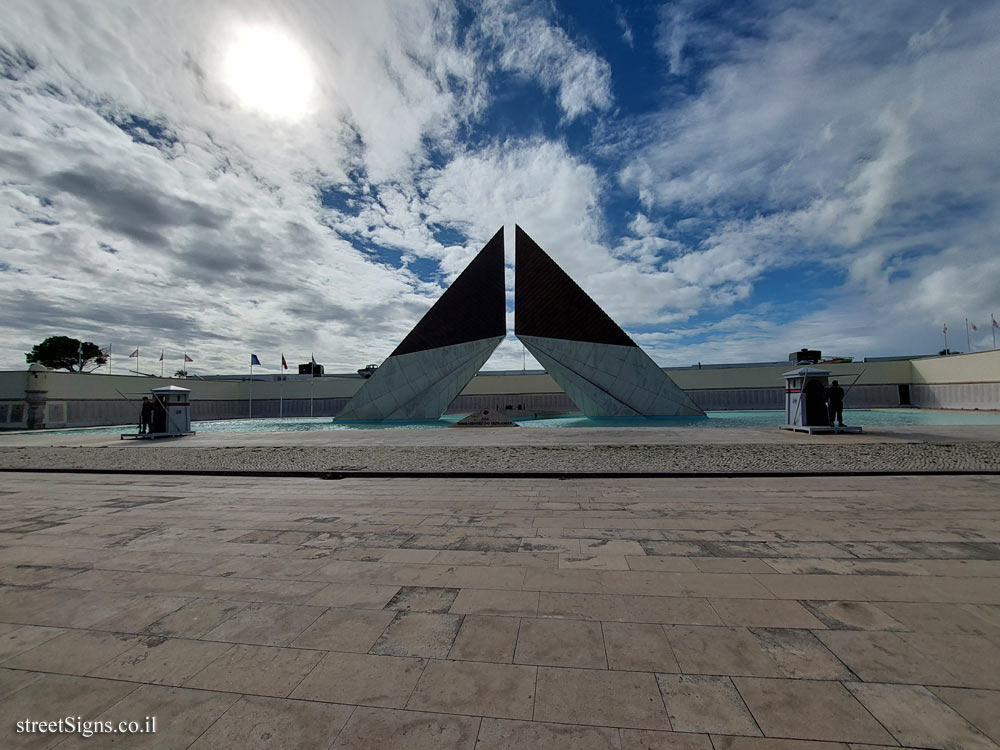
514;226;704;418
339;224;705;420
337;228;507;420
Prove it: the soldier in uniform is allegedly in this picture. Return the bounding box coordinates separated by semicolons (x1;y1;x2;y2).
139;396;154;434
827;380;846;427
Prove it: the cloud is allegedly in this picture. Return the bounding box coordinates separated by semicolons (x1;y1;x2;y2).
657;5;690;75
616;8;634;48
0;0;490;371
618;0;1000;357
476;0;613;121
1;0;998;379
43;164;231;247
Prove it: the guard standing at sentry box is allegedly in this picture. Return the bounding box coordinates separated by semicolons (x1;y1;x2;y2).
139;396;154;434
826;380;846;427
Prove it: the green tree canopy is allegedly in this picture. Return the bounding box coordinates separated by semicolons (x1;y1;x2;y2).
25;336;107;372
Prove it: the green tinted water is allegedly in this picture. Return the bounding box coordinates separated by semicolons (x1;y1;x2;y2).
62;408;1000;435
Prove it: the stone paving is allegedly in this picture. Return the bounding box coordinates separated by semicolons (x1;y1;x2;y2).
1;471;999;748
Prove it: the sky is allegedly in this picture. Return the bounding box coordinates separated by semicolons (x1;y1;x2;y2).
1;0;999;375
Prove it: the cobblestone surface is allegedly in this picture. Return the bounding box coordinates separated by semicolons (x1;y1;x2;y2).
2;441;1000;473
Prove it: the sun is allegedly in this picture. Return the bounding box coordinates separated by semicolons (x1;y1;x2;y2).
222;26;316;120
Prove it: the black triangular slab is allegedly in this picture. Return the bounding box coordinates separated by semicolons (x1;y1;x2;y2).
514;225;636;347
391;227;507;356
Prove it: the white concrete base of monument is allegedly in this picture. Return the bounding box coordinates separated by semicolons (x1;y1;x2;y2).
337;336;504;420
779;425;863;434
518;335;705;417
451;409;518;427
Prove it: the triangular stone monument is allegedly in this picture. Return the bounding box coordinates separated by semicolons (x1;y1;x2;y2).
338;228;506;420
514;225;704;418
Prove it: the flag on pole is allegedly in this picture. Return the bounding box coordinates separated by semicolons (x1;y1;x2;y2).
309;353;316;417
251;354;261;366
993;314;998;328
970;322;978;331
159;350;164;361
129;348;139;358
278;353;287;418
942;324;948;334
184;354;193;362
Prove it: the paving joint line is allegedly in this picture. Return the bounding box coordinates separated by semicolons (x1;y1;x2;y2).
5;467;1000;479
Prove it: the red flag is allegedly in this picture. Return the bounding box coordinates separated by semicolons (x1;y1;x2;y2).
159;350;164;361
281;353;288;370
184;354;194;363
129;348;139;358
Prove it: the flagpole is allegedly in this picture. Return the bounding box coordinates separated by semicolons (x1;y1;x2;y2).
137;347;140;376
279;353;284;419
249;358;254;420
943;325;948;354
160;351;164;378
108;344;112;375
993;314;997;349
966;319;971;353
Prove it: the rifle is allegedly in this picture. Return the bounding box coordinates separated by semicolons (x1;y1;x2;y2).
842;369;866;401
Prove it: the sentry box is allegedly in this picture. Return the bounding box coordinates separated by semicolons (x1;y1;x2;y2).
780;367;861;434
121;385;196;440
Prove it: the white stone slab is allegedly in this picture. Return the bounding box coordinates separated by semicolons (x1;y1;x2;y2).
518;336;704;418
338;336;504;420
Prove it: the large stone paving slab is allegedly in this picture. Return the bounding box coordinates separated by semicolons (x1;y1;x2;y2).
188;695;354;750
2;471;1000;748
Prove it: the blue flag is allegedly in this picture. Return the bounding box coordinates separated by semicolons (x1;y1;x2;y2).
250;354;261;366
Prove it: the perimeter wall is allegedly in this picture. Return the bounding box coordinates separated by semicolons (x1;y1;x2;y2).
1;350;997;429
909;350;1000;409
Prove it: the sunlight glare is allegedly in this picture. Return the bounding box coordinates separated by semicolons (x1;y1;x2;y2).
222;26;315;120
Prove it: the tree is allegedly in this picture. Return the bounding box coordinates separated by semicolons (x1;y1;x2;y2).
25;336;107;372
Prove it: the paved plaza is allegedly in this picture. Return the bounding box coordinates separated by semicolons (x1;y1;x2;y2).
1;471;1000;748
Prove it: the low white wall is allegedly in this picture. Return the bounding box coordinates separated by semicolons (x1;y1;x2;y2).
910;350;1000;410
911;383;1000;410
686;384;902;412
911;349;1000;384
